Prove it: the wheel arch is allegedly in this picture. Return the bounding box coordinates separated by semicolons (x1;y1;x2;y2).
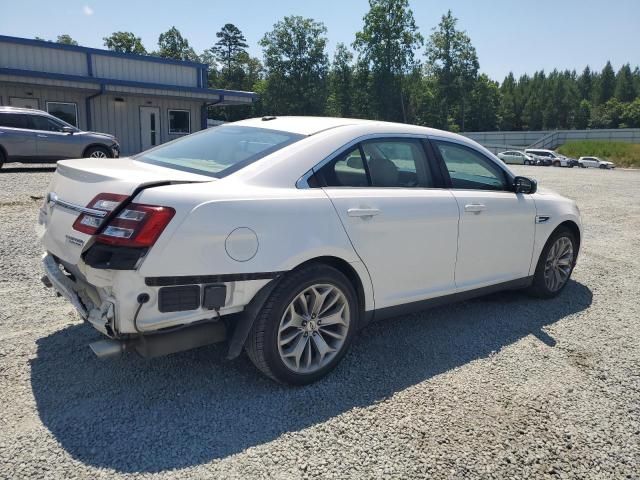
0;143;7;162
82;143;111;158
289;256;371;327
556;220;581;252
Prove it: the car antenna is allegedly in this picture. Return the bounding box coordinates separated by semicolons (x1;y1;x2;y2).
261;115;277;121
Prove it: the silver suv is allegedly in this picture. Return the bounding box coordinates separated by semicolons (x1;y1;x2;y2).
0;107;119;168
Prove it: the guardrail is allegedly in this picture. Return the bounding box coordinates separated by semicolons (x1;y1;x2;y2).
462;128;640;152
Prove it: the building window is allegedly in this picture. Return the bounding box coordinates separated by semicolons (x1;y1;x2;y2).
47;102;78;127
168;109;191;135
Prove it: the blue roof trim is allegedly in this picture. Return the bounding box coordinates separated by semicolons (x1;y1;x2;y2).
0;67;258;100
0;34;208;69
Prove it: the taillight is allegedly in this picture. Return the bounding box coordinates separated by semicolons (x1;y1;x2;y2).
72;193;128;235
96;203;175;247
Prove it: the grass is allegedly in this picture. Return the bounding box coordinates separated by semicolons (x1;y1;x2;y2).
557;141;640;168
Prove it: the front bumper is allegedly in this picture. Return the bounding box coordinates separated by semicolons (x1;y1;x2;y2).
111;143;120;158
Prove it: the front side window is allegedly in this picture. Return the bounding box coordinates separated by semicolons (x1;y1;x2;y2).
168;109;190;135
136;125;303;178
0;113;29;129
316;138;433;188
29;115;65;132
435;141;509;191
47;102;78;127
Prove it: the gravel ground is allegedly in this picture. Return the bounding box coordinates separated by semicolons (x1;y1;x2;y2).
0;162;638;479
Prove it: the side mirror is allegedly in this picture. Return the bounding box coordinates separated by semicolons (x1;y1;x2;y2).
514;176;537;194
61;126;75;134
346;156;364;170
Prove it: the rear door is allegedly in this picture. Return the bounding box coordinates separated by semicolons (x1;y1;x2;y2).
0;113;38;161
432;139;536;290
316;137;460;309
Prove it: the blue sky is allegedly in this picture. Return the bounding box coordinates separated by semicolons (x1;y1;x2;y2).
1;0;638;80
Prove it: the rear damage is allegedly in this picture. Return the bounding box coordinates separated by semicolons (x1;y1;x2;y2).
38;158;274;358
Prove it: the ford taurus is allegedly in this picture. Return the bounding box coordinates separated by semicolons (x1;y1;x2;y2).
38;117;582;384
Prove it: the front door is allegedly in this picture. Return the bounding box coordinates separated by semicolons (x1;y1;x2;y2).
140;107;160;152
317;138;460;309
432;140;536;290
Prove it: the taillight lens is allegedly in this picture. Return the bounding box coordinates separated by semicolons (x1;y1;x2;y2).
72;193;128;235
96;203;175;247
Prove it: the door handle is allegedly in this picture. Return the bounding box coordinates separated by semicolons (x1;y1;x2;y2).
37;134;48;138
347;208;381;218
464;203;486;214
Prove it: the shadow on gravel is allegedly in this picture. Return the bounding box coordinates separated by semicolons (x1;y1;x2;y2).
0;166;56;173
31;280;592;473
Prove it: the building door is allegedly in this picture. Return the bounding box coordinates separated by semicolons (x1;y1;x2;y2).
140;107;160;152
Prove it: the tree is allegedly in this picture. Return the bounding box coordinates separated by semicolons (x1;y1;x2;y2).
259;16;329;115
614;64;636;102
577;65;594;100
326;43;354;117
425;10;479;130
212;24;248;73
498;73;518;130
575;100;591;129
595;61;616;104
103;31;147;54
56;34;78;46
353;0;423;122
157;27;198;61
590;98;624;128
466;74;499;131
621;98;640;128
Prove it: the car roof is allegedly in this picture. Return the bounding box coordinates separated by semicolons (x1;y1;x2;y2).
0;106;48;115
525;148;553;153
232;116;463;138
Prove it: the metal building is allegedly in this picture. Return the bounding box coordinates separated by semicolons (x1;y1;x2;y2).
0;35;256;155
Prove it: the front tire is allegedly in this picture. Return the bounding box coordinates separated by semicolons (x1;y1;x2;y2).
527;226;577;298
245;264;359;385
84;146;112;159
553;160;561;167
0;148;5;169
599;164;607;169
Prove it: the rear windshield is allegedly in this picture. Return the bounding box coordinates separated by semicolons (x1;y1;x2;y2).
135;125;304;178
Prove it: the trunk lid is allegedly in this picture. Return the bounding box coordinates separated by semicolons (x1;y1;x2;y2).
40;157;212;264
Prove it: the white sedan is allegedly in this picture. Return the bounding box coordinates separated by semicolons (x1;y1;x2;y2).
578;156;616;169
38;117;582;384
497;150;536;165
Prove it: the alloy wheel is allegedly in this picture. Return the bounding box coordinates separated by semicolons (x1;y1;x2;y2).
277;284;350;374
544;236;574;292
90;150;108;158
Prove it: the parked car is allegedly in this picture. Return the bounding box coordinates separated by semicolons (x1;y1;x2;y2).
578;156;616;169
0;107;119;168
525;149;578;167
39;117;582;385
497;150;537;165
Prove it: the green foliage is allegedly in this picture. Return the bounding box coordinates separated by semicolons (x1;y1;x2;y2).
157;27;198;61
615;64;636;102
353;0;423;122
56;34;78;45
621;98;640;128
211;24;249;74
103;32;147;54
595;61;616;104
425;10;478;130
259;16;329;115
326;43;354;117
557;141;640;168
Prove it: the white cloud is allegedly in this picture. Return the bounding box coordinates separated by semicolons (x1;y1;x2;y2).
83;5;94;16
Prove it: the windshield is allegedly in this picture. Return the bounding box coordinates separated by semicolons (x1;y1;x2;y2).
135;125;304;178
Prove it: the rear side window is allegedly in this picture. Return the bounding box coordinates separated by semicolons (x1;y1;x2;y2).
0;113;29;129
29;115;65;132
135;125;303;178
435;141;508;191
315;138;434;188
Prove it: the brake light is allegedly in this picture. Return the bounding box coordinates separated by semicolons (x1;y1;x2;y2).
72;193;128;235
96;203;175;247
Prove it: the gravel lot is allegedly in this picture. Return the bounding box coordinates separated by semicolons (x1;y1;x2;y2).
0;163;638;479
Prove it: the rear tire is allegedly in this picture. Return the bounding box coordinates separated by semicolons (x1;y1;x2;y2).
527;226;577;298
84;146;112;159
245;264;359;385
